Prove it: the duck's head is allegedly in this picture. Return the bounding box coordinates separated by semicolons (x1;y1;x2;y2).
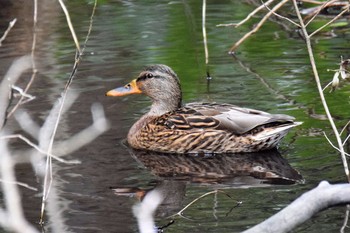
106;64;182;115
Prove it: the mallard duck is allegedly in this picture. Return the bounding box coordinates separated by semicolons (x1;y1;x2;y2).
106;64;301;154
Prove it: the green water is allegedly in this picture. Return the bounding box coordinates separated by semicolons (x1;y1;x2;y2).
0;0;350;232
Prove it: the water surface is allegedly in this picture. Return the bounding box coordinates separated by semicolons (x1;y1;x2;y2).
1;1;350;232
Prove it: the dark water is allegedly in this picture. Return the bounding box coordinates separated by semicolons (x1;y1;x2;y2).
1;1;350;232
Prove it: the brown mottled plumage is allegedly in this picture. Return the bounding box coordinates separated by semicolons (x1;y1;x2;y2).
106;64;301;154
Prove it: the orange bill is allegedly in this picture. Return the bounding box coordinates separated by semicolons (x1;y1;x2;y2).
106;79;142;96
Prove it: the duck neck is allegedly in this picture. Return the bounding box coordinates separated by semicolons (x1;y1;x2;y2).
148;97;182;116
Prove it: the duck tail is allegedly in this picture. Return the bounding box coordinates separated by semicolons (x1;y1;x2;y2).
253;122;302;141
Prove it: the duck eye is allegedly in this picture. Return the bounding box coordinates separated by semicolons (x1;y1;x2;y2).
145;73;153;78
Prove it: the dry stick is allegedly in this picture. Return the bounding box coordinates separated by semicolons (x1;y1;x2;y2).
323;132;350;157
217;0;275;27
261;0;301;27
0;134;80;164
244;181;350;233
229;0;289;53
343;134;350;147
0;56;32;130
170;190;218;218
0;140;39;233
39;0;97;224
202;0;211;82
7;0;38;118
202;0;209;66
292;0;350;182
340;120;350;138
0;18;17;46
301;0;325;4
0;179;38;191
169;190;235;219
309;5;350;38
58;0;81;53
340;205;350;233
305;0;339;27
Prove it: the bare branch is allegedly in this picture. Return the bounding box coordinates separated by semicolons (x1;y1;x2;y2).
58;0;81;53
229;0;289;53
6;0;37;118
0;179;37;191
39;0;98;224
0;56;32;130
244;181;350;233
0;134;81;165
340;205;350;233
292;0;350;181
0;18;17;46
305;0;340;26
133;189;164;233
0;139;39;233
260;0;301;27
322;132;350;157
217;0;275;27
53;103;110;156
309;4;349;37
202;0;209;65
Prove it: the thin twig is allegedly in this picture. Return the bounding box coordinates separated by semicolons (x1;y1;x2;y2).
58;0;81;53
202;0;209;65
0;18;17;46
323;132;350;157
343;134;350;147
0;56;32;130
322;80;333;91
340;120;350;136
261;0;301;27
169;190;235;219
305;0;339;27
309;5;350;37
39;0;98;224
229;0;289;53
217;0;275;27
301;0;326;4
0;134;80;164
0;140;39;233
340;205;350;233
10;86;35;101
293;0;350;182
7;0;38;118
0;179;38;191
170;190;218;218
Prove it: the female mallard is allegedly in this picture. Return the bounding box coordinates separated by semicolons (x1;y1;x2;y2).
106;64;301;154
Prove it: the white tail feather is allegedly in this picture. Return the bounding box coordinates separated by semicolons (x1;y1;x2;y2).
253;122;302;141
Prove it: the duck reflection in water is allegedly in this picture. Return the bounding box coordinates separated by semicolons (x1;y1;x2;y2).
113;149;303;232
129;148;303;186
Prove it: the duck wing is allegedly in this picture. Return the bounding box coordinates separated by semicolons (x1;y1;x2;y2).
165;102;296;135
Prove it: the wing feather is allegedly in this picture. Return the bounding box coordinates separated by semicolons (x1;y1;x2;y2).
161;102;295;135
